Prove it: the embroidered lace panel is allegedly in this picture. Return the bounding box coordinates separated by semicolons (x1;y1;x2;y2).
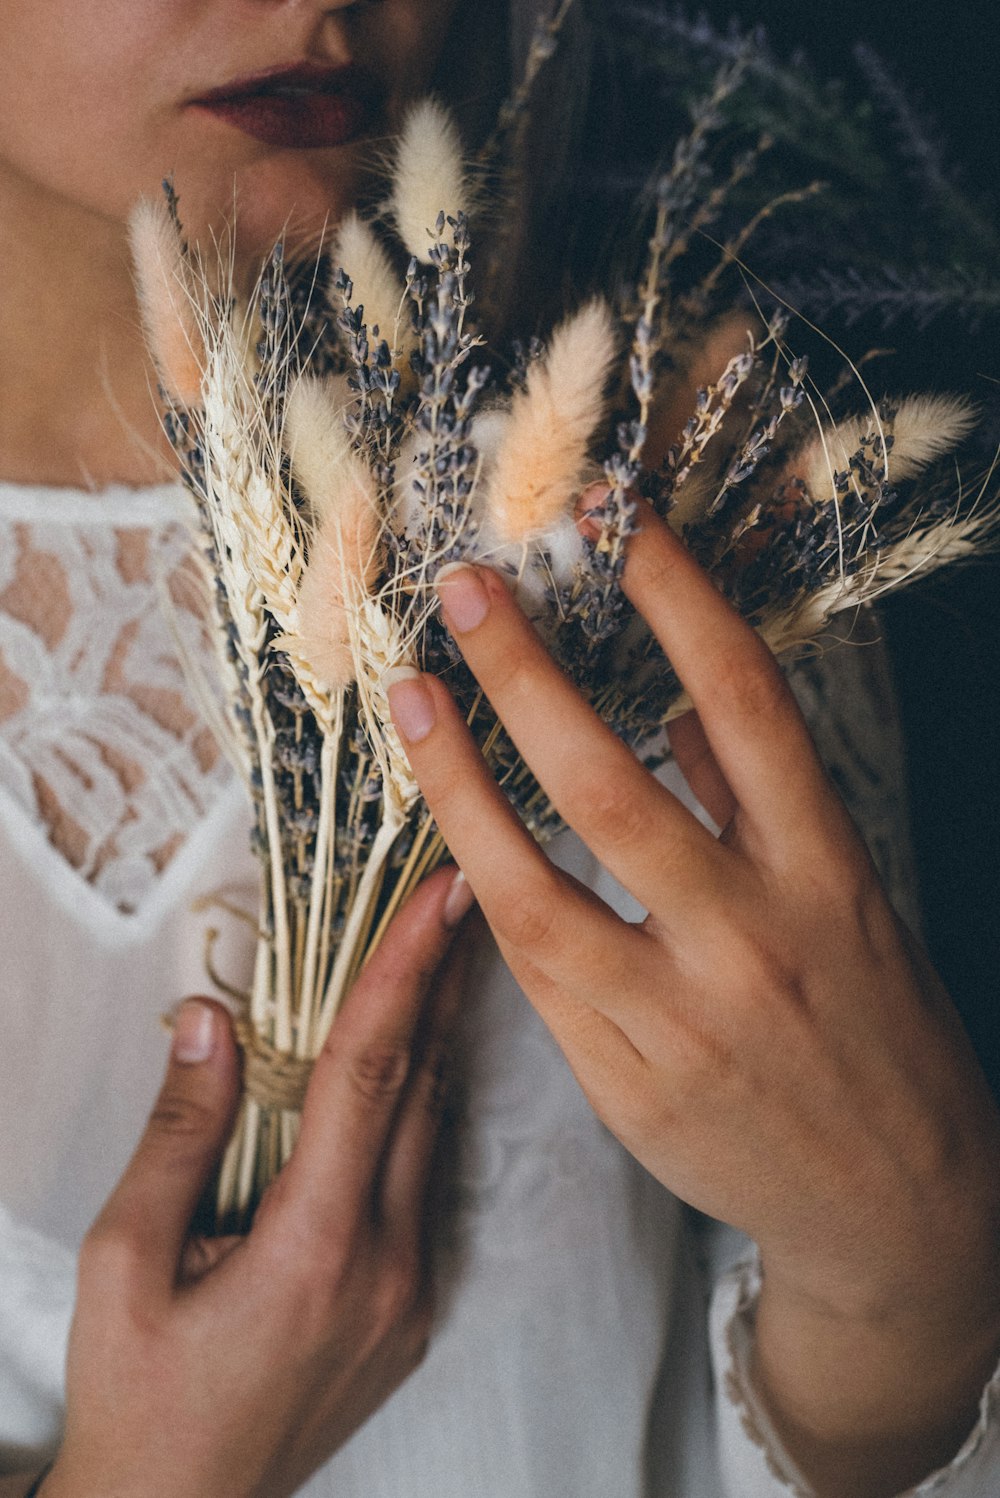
0;483;232;919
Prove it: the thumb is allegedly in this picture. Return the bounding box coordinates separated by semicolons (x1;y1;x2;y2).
91;1000;241;1295
279;866;475;1235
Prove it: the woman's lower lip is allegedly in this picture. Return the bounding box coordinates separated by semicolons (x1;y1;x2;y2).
193;91;370;149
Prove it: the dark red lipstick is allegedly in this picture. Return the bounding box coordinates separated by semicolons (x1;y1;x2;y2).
191;63;380;150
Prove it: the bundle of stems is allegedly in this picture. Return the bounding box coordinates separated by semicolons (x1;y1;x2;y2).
132;47;997;1226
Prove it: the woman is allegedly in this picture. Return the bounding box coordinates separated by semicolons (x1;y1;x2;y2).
1;3;998;1495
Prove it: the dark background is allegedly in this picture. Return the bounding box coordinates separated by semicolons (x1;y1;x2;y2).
699;0;1000;1088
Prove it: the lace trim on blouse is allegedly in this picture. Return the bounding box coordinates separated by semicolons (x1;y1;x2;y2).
0;481;236;939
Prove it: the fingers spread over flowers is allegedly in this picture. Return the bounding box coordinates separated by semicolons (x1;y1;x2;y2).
425;562;725;923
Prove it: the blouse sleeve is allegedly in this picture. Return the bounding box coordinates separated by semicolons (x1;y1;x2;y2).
710;1253;1000;1498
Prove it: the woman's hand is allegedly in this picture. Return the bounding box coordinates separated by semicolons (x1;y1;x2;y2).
387;500;1000;1498
42;867;472;1498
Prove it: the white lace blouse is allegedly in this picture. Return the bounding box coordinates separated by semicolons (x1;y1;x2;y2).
0;477;997;1497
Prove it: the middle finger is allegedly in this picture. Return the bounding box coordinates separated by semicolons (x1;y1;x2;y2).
433;562;726;925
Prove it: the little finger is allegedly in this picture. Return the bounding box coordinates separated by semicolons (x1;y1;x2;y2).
666;709;738;832
617;499;844;860
378;923;472;1246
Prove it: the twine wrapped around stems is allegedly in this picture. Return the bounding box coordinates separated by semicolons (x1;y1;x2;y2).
166;936;314;1114
232;1017;313;1114
163;982;312;1114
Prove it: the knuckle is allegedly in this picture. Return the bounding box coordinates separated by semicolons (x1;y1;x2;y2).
704;649;788;727
273;1233;357;1334
148;1091;220;1142
605;1073;678;1156
482;642;546;711
575;772;650;852
79;1219;139;1285
377;1252;422;1329
670;1024;734;1101
492;875;563;953
721;924;799;1008
344;1043;412;1103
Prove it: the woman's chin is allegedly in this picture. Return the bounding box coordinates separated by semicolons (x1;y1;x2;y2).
169;152;365;280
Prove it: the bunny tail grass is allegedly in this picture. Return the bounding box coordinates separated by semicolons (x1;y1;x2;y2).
331;212;416;371
487;299;618;541
391;98;469;262
129;197;206;408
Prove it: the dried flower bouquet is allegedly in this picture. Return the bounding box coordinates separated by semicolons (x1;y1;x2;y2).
132;46;996;1226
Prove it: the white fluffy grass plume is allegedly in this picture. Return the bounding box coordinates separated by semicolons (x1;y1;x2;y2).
332;211;416;369
128;198;205;408
390;98;468;261
889;394;979;479
486;300;618;542
799;393;977;499
284;373;357;519
284;375;381;690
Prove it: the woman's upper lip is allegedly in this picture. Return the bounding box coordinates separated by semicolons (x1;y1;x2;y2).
193;62;370;104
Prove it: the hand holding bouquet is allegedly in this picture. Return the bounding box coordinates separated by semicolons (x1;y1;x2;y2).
132;60;995;1225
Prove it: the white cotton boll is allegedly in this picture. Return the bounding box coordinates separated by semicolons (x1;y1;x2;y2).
486;300;618;543
282;373;358;522
462;407;511;542
390;99;468;263
331;212;416;368
393;408;508;546
129;197;205;407
540;514;587;589
509;514;587;636
467;407;509;467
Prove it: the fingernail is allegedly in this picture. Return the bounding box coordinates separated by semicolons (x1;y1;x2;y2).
443;868;475;928
173;1000;216;1065
386;669;437;743
575;483;610;542
435;562;490;633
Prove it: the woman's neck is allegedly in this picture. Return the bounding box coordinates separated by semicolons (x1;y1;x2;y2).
0;165;172;489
